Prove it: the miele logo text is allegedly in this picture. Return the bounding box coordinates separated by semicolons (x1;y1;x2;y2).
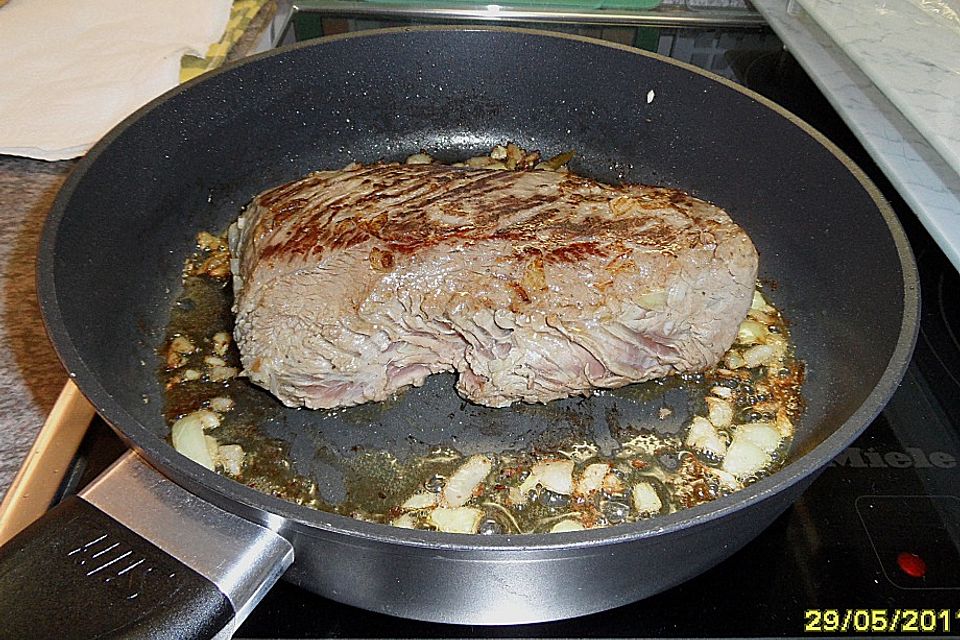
832;446;956;468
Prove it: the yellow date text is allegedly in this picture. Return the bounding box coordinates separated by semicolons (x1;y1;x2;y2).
804;609;957;634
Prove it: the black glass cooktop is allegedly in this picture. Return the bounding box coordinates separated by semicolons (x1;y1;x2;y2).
50;22;960;639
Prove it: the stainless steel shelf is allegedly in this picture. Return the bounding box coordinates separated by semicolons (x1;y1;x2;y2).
290;0;766;28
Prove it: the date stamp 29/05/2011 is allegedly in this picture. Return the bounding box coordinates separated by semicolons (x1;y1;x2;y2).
804;609;958;634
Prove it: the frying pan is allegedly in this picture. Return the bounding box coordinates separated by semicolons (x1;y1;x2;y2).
0;27;917;638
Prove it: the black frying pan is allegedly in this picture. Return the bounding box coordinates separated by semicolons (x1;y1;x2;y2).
0;27;917;638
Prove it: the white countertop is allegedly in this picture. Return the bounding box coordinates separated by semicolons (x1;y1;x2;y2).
753;0;960;273
798;0;960;174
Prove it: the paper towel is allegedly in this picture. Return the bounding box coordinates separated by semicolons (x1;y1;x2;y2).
0;0;232;161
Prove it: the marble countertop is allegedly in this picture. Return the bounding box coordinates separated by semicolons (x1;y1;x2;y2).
753;0;960;273
797;0;960;175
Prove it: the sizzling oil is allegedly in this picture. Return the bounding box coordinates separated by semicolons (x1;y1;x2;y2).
161;146;803;534
161;240;802;534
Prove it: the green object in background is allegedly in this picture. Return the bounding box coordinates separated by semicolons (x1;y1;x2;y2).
293;13;326;41
632;26;660;52
361;0;661;8
593;0;662;8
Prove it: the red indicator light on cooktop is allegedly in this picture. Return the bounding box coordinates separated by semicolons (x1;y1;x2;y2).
897;552;927;578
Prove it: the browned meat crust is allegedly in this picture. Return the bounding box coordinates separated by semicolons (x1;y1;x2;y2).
230;163;758;408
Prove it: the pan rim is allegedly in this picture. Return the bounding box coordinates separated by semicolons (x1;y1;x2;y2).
37;25;920;552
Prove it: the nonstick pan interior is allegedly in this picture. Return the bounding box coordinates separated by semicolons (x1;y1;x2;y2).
39;28;916;536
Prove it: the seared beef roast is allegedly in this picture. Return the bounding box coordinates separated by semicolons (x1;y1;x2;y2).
229;163;758;408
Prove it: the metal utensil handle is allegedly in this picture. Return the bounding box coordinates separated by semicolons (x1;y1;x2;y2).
0;453;293;640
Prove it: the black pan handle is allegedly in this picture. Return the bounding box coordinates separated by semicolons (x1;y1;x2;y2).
0;453;293;640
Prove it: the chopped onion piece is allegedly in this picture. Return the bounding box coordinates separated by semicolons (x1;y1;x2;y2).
575;463;610;496
171;409;220;433
207;366;238;382
404;152;433;165
197;231;224;251
724;350;746;369
205;435;219;460
208;396;235;412
709;467;741;491
751;290;773;312
204;355;227;367
212;331;231;356
737;319;767;345
170;335;195;354
193;409;221;430
166;351;187;369
685;416;727;458
429;507;483;534
442;455;492;507
705;397;734;428
402;492;440;510
775;411;794;438
550;519;585;533
172;414;215;470
742;344;779;368
721;439;769;479
747;308;775;325
632;482;662;515
562;441;599;462
217;444;245;476
531;460;575;495
466;155;495;167
734;423;781;453
391;513;418;529
710;385;733;399
504;142;523;169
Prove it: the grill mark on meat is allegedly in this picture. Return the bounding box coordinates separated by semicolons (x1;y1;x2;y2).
256;174;327;208
508;281;531;304
258;165;696;265
413;170;520;209
260;167;503;260
545;241;607;263
231;163;759;409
